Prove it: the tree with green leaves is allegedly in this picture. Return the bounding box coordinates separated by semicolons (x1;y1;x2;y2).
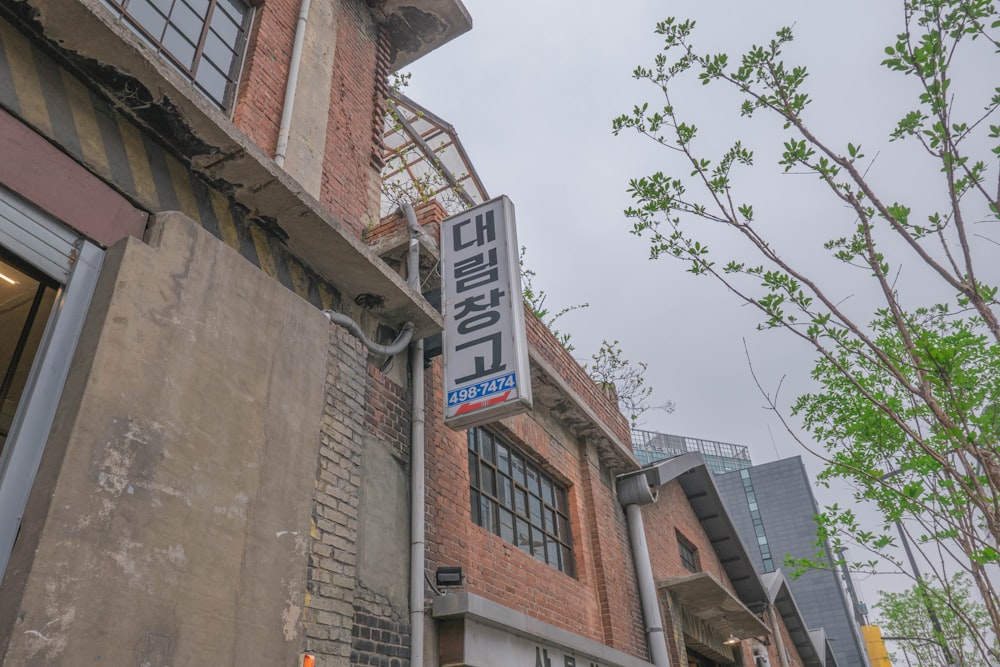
585;339;675;428
876;574;992;667
613;1;999;659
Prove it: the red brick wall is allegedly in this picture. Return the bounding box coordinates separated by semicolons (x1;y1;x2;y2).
642;482;738;590
424;360;648;660
232;0;296;155
319;0;385;237
232;0;387;238
523;309;631;448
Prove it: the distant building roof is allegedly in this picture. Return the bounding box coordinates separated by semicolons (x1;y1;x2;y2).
630;429;752;474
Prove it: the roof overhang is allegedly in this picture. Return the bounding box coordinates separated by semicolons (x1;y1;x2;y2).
619;453;768;610
659;572;770;640
762;571;838;667
367;0;473;70
528;338;640;475
808;628;840;667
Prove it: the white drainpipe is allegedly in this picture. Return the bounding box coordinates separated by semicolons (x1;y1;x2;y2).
402;203;426;667
618;474;672;667
323;202;425;664
274;0;312;167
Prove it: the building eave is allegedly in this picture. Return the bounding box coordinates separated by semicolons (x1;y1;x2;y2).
368;0;473;70
761;570;838;667
620;453;769;611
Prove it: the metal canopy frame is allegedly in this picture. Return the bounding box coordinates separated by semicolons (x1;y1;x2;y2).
381;91;489;217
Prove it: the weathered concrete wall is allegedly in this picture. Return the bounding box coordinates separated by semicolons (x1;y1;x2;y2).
284;0;341;198
0;213;330;665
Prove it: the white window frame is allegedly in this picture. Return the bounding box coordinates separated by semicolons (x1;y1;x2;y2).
0;186;104;580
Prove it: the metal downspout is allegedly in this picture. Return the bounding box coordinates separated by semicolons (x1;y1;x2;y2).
274;0;312;167
618;475;672;667
322;202;424;664
402;202;426;667
767;603;790;667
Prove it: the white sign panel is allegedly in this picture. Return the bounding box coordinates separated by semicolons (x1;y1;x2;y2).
462;620;615;667
441;196;532;429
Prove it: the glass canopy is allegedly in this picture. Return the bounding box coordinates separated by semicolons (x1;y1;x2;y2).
381;91;489;217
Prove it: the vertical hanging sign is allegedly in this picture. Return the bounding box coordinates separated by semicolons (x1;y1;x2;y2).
441;196;532;429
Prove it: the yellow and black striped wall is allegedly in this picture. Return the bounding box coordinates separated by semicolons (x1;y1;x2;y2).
0;16;342;313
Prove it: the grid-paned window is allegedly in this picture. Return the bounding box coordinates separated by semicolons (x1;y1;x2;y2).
102;0;252;110
468;427;574;576
677;531;700;573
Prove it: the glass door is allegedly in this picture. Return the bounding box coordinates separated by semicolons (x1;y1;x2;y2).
0;249;58;457
0;185;104;580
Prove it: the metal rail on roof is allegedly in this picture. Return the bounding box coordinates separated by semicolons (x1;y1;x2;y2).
381;91;489;216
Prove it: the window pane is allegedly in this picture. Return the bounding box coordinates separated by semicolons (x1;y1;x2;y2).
541;477;554;506
555;487;567;513
498;473;512;507
544;507;556;533
126;0;168;39
514;488;527;517
562;545;574;576
511;453;525;485
480;431;494;463
515;517;531;552
496;442;509;475
528;494;542;526
162;25;197;69
470;489;479;525
209;7;241;44
480;463;496;497
468;429;477;452
546;537;560;567
202;31;237;73
194;61;228;104
499;508;514;543
169;1;203;38
558;514;570;540
215;0;247;23
526;465;540;496
480;496;496;534
468;451;478;487
180;0;210;18
531;529;545;561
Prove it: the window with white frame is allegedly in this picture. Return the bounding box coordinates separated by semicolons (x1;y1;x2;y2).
102;0;253;110
468;427;575;576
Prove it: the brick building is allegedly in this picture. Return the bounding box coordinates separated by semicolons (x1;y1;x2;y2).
0;1;835;665
0;0;466;664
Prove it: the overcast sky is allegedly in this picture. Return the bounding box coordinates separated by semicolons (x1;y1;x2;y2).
402;0;996;607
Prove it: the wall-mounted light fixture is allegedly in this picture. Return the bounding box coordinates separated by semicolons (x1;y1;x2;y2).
435;566;464;587
724;634;741;646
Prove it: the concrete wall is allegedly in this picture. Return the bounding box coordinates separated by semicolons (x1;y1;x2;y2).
0;213;330;665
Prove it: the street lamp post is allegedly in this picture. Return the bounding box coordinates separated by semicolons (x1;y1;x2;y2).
878;468;957;666
893;519;957;666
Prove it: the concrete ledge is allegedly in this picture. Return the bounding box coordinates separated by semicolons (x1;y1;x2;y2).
369;0;473;70
433;592;654;667
528;347;640;475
